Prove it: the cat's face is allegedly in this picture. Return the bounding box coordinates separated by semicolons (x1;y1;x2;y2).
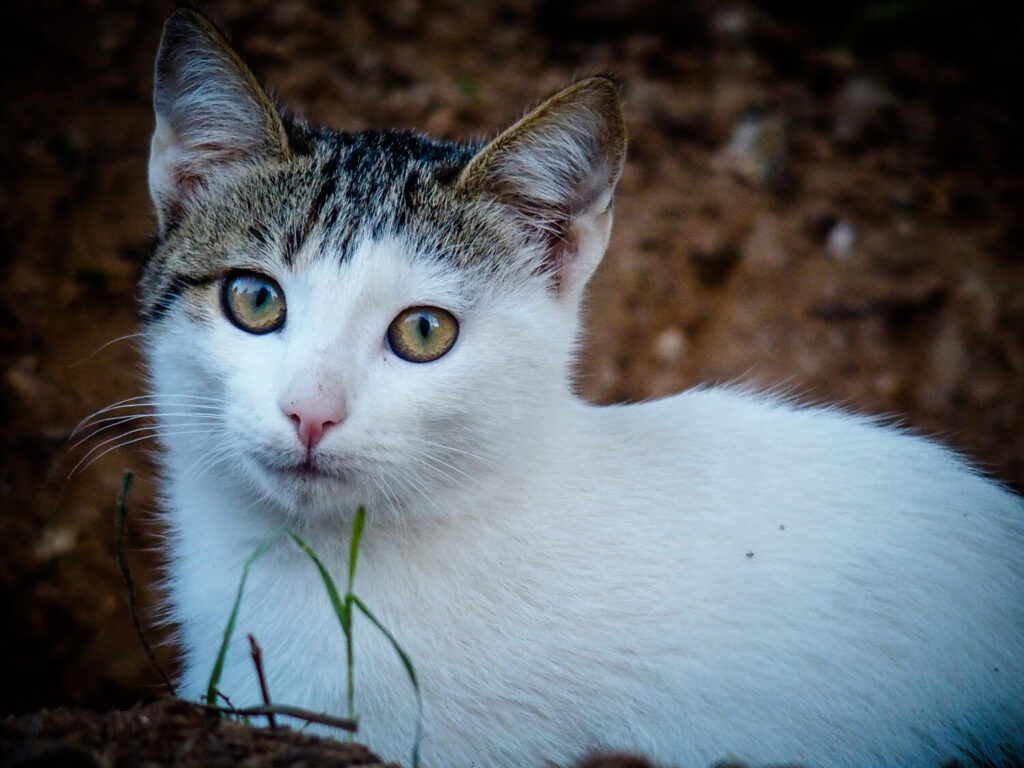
145;166;573;522
143;10;625;524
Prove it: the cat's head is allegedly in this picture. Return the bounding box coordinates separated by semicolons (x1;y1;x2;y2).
142;9;625;524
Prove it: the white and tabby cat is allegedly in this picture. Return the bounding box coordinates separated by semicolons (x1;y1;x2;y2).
140;10;1024;768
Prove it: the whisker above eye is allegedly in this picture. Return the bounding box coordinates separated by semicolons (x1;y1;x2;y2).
68;332;144;367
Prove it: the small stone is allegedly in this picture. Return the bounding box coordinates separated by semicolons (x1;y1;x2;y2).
826;220;856;261
653;328;687;364
711;8;751;43
34;527;78;561
713;114;788;188
833;77;894;145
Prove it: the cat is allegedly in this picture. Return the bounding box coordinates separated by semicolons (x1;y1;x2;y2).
139;9;1024;768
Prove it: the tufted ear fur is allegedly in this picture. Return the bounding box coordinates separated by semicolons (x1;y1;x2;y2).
148;9;291;232
456;77;626;301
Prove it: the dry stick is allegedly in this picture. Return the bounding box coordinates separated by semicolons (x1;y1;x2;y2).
247;634;276;729
115;469;177;696
207;704;358;733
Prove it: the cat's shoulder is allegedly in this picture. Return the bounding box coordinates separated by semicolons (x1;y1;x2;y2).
597;384;1018;501
601;383;889;439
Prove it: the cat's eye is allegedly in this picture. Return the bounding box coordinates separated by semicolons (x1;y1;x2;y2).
387;306;459;363
222;271;286;334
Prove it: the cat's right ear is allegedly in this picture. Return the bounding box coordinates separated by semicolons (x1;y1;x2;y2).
456;77;626;303
148;9;291;232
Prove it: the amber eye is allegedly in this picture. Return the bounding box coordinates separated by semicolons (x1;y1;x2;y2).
221;271;286;334
387;306;459;363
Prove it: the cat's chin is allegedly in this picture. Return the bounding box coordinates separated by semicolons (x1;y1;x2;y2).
242;453;370;520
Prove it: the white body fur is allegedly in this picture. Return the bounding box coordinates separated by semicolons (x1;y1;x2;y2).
143;11;1024;768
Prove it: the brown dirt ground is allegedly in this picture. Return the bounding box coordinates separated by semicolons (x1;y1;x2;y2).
1;699;396;768
1;0;1021;765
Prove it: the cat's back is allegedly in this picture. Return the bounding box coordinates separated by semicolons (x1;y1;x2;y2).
597;385;1022;524
588;386;1024;591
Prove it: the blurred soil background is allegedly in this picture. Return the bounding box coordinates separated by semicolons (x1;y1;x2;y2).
1;0;1022;764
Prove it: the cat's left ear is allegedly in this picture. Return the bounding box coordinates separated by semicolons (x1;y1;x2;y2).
457;77;626;301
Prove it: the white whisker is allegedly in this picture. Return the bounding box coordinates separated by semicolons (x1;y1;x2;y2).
67;424;222;479
183;437;244;480
381;463;448;520
71;394;231;437
402;446;478;492
68;333;144;367
69;410;226;450
405;434;497;466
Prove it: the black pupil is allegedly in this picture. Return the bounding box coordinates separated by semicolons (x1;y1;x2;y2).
254;285;270;309
418;315;431;340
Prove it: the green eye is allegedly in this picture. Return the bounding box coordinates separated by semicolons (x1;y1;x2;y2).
222;271;286;334
387;306;459;363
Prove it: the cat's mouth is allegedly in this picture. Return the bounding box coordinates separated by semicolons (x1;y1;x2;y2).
278;457;330;480
269;454;359;486
251;450;356;491
289;460;323;478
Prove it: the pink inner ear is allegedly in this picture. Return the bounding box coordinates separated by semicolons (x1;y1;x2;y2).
531;154;612;295
538;222;579;295
566;154;611;216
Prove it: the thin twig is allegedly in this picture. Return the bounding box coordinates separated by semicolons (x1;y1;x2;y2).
247;634;276;728
115;469;177;696
207;703;358;732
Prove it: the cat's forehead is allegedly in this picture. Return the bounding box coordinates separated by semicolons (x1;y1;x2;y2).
140;129;500;320
284;233;476;325
249;128;482;264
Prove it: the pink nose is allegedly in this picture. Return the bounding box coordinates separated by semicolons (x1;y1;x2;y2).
285;401;346;451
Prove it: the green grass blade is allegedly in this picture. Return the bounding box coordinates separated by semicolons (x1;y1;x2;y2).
344;506;366;727
114;470;134;566
351;594;423;768
286;529;355;727
285;529;351;634
206;533;282;712
348;505;366;587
